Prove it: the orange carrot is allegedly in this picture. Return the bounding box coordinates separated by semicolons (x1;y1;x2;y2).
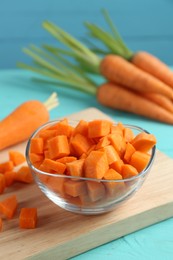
123;143;136;163
100;55;173;99
143;93;173;114
99;145;120;165
73;120;88;136
46;176;66;195
84;150;109;179
47;135;70;159
0;195;18;219
0;161;14;173
14;166;33;183
70;133;92;157
130;151;151;173
110;159;124;174
41;158;66;174
123;127;134;143
0;174;6;194
66;159;85;177
56;156;77;164
132;51;173;89
9;151;26;166
131;132;157;152
86;181;106;202
51;119;74;137
108;132;126;157
19;208;37;229
29;153;44;164
4;171;16;187
103;168;125;196
97;83;173;124
64;180;86;197
121;164;138;179
30;138;44;154
95;136;110;149
0;101;49;151
88;119;112;138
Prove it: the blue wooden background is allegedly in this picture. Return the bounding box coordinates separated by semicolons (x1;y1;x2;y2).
1;0;173;69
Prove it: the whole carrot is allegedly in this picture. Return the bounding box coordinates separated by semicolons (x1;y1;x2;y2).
100;55;173;100
132;51;173;89
97;83;173;125
0;93;58;150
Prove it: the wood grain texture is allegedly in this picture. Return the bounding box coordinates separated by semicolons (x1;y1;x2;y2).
0;108;173;260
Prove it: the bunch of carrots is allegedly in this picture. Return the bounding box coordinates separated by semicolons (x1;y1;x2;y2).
0;151;37;231
18;10;173;124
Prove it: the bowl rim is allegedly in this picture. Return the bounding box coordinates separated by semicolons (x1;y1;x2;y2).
25;119;156;183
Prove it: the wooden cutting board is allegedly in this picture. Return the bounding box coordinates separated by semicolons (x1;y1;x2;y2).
1;108;173;260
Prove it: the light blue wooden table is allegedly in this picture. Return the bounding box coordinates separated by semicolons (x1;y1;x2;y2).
0;69;173;259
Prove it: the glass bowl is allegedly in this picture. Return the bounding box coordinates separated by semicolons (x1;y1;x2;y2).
26;120;156;215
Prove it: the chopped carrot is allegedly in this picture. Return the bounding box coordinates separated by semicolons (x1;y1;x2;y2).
0;195;18;219
30;137;44;154
46;176;66;195
110;124;123;136
66;159;85;177
88;119;112;138
123;143;136;163
29;153;44;164
110;159;124;174
54;120;74;137
64;180;86;197
70;133;92;157
84;150;109;179
41;158;66;174
0;161;14;173
4;171;16;187
123;127;134;143
103;168;125;196
121;164;138;179
73;120;88;136
14;166;33;184
9;151;26;166
19;208;37;229
95;136;110;149
80;153;87;159
0;218;2;232
0;174;6;194
99;145;120;165
131;132;157;152
86;181;105;202
47;135;70;159
130;151;151;172
56;156;77;164
108;133;126;157
39;129;57;141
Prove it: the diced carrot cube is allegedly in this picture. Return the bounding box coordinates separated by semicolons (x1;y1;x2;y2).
110;159;124;174
56;156;77;164
73;120;88;136
121;164;138;179
86;181;105;202
66;159;85;177
19;208;37;229
123;143;136;163
9;151;26;166
131;132;157;152
4;171;15;187
46;176;66;195
84;151;109;179
0;161;14;173
0;174;6;194
14;166;33;184
29;153;44;164
70;134;92;157
130;151;151;172
48;135;70;159
42;159;66;174
30;138;44;154
103;168;125;197
123;127;134;142
99;145;120;165
64;180;86;197
39;129;57;140
88;119;112;138
95;136;110;149
0;195;18;219
108;133;126;157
